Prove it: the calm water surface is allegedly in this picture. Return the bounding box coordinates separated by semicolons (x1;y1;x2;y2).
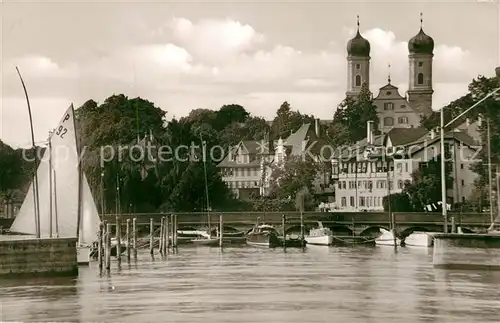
1;245;500;322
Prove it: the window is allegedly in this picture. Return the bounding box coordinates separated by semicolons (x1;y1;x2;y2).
461;180;465;186
405;162;408;173
355;75;362;86
396;163;403;173
341;197;347;207
350;196;355;207
417;73;424;85
398;116;409;124
461;164;464;169
384;102;394;110
386;91;392;95
400;105;406;109
418;62;423;67
398;180;404;189
383;117;394;126
356;64;360;69
349;181;356;189
359;197;365;207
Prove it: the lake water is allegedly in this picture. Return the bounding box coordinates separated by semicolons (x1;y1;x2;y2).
1;245;500;322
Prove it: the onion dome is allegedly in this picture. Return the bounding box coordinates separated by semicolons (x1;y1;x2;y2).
408;14;434;54
346;16;370;57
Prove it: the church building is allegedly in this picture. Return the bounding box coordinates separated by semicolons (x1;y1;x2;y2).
345;14;435;134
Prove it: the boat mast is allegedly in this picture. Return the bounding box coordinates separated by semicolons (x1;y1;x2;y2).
15;66;41;238
48;131;53;238
200;134;211;236
72;104;83;243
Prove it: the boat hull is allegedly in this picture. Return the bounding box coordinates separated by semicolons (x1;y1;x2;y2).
246;233;281;248
191;238;220;246
305;235;333;246
77;246;91;265
375;230;401;246
404;232;435;247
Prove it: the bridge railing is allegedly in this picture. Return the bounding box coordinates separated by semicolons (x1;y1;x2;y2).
99;211;491;226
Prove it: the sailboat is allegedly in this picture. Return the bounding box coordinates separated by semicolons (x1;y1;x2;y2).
9;105;102;265
190;137;219;246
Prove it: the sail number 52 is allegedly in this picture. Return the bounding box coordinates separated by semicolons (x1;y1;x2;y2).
56;125;68;138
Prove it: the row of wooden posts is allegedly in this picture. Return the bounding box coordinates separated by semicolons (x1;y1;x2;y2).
95;213;304;270
96;215;183;270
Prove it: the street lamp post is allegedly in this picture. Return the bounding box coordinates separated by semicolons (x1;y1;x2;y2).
440;75;500;234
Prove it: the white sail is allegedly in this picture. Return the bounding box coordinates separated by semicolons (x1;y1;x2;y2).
11;106;80;238
79;173;100;245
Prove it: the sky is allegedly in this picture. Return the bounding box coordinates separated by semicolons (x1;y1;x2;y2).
1;0;499;148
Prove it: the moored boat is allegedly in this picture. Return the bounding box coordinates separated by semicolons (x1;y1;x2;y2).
404;231;435;247
375;228;401;246
305;221;333;246
246;224;281;248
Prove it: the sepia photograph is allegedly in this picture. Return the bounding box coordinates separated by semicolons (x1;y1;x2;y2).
1;0;499;322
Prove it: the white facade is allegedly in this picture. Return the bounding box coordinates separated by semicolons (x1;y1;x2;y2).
332;128;480;211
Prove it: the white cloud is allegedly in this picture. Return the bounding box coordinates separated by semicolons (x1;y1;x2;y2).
170;17;265;63
4;55;78;80
1;18;494;147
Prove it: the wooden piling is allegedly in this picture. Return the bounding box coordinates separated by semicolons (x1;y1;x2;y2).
219;214;223;248
106;223;112;270
149;218;154;255
163;216;168;253
116;216;121;264
391;212;397;249
300;211;304;240
98;222;104;270
165;215;170;250
132;218;137;259
159;217;164;255
172;214;177;248
126;219;131;262
282;214;286;249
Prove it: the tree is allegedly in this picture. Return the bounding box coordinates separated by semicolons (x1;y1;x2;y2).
402;154;453;211
383;192;413;212
270;101;315;139
267;155;320;210
329;82;378;146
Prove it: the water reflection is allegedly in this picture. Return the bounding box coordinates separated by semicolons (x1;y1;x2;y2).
2;245;500;322
0;275;78;321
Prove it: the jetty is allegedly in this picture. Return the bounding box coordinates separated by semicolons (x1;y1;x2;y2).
433;233;500;270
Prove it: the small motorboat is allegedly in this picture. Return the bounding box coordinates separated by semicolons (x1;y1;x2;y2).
375;228;401;246
404;231;436;247
190;231;220;246
246;224;281;248
305;221;333;246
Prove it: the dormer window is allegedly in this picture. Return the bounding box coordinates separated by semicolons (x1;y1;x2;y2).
356;64;360;69
386;91;392;95
418;62;423;67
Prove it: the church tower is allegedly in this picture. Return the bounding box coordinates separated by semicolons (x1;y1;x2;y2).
346;16;371;98
407;13;434;115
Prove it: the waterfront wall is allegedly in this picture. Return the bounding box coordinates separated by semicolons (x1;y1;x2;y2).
0;237;78;276
433;234;500;270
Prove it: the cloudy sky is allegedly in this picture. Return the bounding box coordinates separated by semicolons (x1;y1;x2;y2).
1;0;499;148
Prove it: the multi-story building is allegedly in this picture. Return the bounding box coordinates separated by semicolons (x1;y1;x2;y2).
332;122;480;211
217;120;333;200
346;15;435;133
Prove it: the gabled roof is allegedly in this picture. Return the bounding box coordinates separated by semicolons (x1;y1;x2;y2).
384;127;429;146
374;82;405;100
403;129;479;157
